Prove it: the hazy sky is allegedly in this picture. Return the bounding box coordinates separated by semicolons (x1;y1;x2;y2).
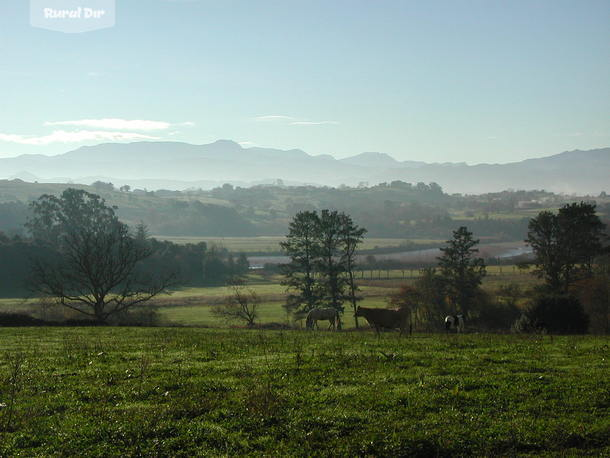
0;0;608;163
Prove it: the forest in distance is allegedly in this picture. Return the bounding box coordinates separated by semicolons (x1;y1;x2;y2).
2;178;608;242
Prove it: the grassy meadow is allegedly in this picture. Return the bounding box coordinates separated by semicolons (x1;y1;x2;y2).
1;264;607;455
0;328;608;456
0;265;539;329
0;265;537;329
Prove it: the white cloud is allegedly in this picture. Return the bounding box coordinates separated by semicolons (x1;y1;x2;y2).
254;115;295;121
238;141;257;147
254;115;339;126
0;130;159;145
44;118;194;131
290;121;339;126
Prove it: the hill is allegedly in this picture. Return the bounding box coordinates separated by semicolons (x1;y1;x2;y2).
4;179;606;242
0;142;607;194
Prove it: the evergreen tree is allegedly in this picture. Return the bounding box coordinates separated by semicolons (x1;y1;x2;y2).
437;226;486;316
280;211;322;316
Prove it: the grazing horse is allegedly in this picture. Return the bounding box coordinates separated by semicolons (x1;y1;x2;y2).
445;314;465;333
306;307;341;330
355;306;409;336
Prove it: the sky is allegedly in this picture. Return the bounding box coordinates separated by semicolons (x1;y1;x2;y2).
0;0;608;163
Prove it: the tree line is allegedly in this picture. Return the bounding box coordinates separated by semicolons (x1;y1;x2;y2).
386;201;608;334
1;186;607;332
5;179;601;241
0;189;250;313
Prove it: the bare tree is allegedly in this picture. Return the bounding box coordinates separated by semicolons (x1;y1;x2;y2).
27;189;175;323
212;280;260;326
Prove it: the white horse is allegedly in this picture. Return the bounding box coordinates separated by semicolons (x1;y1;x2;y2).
306;307;341;330
445;314;465;333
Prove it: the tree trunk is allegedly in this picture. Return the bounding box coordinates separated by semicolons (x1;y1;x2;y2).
94;302;106;324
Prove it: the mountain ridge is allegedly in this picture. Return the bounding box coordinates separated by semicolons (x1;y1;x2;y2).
0;142;607;194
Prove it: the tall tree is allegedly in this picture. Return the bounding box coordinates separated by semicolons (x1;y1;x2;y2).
316;210;348;312
26;188;174;322
525;210;563;290
280;211;322;316
339;213;366;327
526;202;606;292
437;226;486;316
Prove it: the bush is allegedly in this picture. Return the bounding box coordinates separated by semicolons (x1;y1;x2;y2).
513;295;589;334
0;313;47;326
107;307;160;326
571;275;609;334
474;299;521;331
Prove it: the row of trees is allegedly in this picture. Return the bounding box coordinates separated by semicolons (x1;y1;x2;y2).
281;213;492;330
0;188;253;322
280;210;367;325
3;187;606;331
385;201;608;334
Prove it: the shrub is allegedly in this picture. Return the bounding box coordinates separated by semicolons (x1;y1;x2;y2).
107;307;160;326
474;296;521;331
0;313;46;326
513;295;589;334
571;276;609;334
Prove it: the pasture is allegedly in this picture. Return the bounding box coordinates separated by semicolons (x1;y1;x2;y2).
0;265;539;329
152;236;444;253
0;328;607;456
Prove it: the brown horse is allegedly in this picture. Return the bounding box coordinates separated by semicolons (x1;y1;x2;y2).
355;306;409;336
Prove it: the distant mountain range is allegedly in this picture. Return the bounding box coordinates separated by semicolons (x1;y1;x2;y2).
1;140;608;194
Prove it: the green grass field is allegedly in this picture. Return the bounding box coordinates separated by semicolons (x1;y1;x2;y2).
0;328;607;456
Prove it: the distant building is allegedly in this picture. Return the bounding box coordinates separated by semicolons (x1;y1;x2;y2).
516;200;542;209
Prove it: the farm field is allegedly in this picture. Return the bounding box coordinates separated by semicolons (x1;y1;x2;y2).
0;328;607;456
0;266;540;328
152;236;444;253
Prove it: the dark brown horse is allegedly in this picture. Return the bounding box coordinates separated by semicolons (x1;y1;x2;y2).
355;306;409;335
